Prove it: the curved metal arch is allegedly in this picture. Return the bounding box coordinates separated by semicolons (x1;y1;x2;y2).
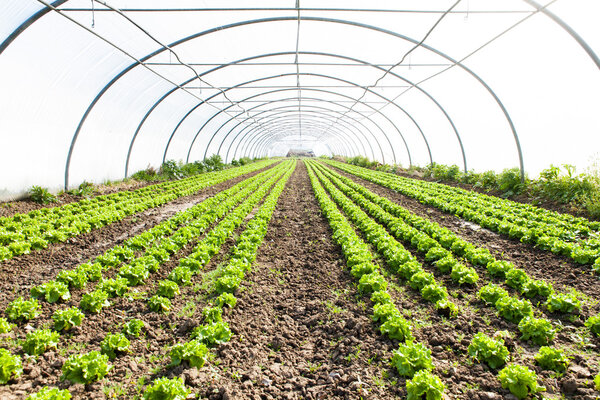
239;114;368;162
168;72;413;167
216;106;370;162
63;16;520;188
243;119;356;159
127;51;460;179
199;71;432;165
247;121;353;158
217;102;377;162
185;87;410;167
257;128;346;159
225;114;362;161
235;114;364;157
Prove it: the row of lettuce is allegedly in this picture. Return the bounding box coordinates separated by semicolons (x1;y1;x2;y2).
324;159;600;273
308;160;600;399
0;159;277;263
0;161;295;399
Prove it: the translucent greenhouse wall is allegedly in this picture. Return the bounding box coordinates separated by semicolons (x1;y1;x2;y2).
0;0;599;200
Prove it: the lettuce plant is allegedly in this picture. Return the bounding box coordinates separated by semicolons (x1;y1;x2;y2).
191;321;232;346
122;319;145;337
498;364;545;399
6;297;41;321
534;346;569;373
31;281;71;303
201;306;222;323
26;386;72;400
148;295;171;313
168;266;193;286
478;284;508;306
100;333;130;360
56;269;88;289
23;329;60;355
495;296;533;323
96;277;129;298
379;315;412;342
357;271;387;294
518;317;556;345
467;332;509;369
486;260;514;278
505;268;530;291
450;264;479;285
391;342;433;377
433;256;457;273
61;351;111;384
585;314;600;336
214;275;241;294
156;280;180;299
214;292;237;308
421;283;448;303
80;290;110;313
53;307;84;332
372;302;399;323
406;370;445;400
143;377;190;400
118;264;149;286
409;271;435;291
0;318;13;334
545;293;581;314
168;340;209;368
0;348;22;384
76;262;103;282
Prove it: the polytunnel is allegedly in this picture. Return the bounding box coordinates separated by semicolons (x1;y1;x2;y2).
0;1;599;198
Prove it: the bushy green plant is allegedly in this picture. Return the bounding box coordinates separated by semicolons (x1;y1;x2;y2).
201;306;222;323
406;370;445;400
391;342;433;377
595;373;600;392
6;297;41;321
521;279;553;298
379;315;412;342
421;283;448;303
495;296;533;323
61;351;111;384
143;377;190;400
69;181;94;197
214;275;242;294
585;314;600;336
168;266;193;286
100;333;130;360
80;290;110;313
31;280;71;303
486;260;514;278
478;284;508;306
8;241;31;256
56;269;88;289
518;317;556;345
122;319;145;337
424;247;450;263
26;386;72;400
534;346;569;373
148;295;171;313
191;321;232;346
370;290;393;305
409;271;435;291
23;329;60;355
157;280;180;299
450;264;479;285
545;293;581;313
498;364;545;399
169;340;209;368
357;271;387;294
498;168;526;197
214;292;237;308
118;264;149;286
435;299;459;318
76;262;103;282
53;307;84;331
96;277;129;298
467;332;509;369
372;302;399;323
0;348;22;384
433;256;458;274
0;318;13;333
30;186;57;204
505;268;530;291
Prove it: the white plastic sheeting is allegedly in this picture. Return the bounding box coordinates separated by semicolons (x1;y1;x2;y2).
0;0;598;199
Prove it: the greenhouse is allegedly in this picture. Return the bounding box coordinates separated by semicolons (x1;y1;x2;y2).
0;1;599;399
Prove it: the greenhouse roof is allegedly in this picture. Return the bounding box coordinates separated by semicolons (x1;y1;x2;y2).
0;1;599;198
